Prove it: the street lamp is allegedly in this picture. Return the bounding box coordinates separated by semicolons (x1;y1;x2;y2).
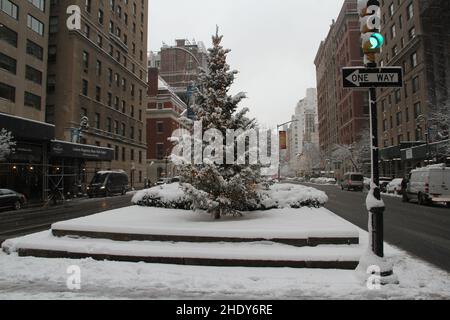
416;115;431;163
277;120;299;180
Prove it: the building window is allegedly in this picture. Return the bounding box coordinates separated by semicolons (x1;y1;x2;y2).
130;149;134;161
24;92;41;110
390;24;396;39
27;15;44;36
0;24;18;47
47;75;56;93
389;3;394;16
85;0;91;12
407;3;414;20
106;117;112;132
26;40;44;60
48;45;57;62
157;121;164;134
139;151;142;164
0;82;15;102
82;79;88;96
0;0;18;20
0;52;16;74
82;51;89;70
412;76;420;93
49;16;58;34
94;113;100;129
96;60;102;76
98;9;104;24
411;52;418;68
122;147;126;161
409;27;416;40
95;86;101;102
46;105;55;124
395;89;401;103
115;146;119;161
26;65;43;85
121;123;126;136
414;102;421;118
396;112;402;126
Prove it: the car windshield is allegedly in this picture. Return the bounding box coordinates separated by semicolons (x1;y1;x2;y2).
351;175;363;181
91;173;108;184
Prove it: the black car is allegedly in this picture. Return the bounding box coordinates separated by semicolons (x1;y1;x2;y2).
87;171;130;198
0;189;26;211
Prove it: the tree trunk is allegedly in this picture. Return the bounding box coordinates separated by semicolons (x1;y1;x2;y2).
214;210;221;220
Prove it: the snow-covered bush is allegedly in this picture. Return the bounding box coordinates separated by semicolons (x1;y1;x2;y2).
258;184;328;209
133;183;328;210
132;183;191;209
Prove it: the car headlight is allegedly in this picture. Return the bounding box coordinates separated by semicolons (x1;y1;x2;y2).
100;186;106;190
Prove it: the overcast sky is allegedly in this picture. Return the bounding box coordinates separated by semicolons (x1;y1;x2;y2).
149;0;345;128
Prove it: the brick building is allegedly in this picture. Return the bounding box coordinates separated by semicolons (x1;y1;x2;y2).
314;0;370;178
150;39;208;103
147;68;187;183
378;0;450;177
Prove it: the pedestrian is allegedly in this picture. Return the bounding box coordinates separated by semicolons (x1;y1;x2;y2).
401;177;409;202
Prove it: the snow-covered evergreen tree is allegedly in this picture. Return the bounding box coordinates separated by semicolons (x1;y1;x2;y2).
0;129;16;161
178;28;265;219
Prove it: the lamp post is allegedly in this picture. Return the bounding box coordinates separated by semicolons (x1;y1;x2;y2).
277;120;299;181
416;115;431;163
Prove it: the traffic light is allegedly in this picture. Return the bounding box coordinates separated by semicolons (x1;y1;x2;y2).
358;0;384;65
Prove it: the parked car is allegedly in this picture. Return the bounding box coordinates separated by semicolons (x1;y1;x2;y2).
386;178;403;195
405;164;450;206
0;189;26;211
87;171;130;198
379;177;394;193
341;173;364;191
156;177;181;186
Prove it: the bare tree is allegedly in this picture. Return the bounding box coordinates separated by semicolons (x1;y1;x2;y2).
331;127;371;173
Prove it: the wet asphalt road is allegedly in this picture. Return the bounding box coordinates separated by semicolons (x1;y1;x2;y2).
301;182;450;272
0;194;133;245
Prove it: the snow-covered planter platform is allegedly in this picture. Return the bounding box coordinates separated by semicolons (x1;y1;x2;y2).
49;207;358;246
3;206;361;269
131;183;329;210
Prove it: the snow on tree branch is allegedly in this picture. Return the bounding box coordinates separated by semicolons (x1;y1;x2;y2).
0;129;16;161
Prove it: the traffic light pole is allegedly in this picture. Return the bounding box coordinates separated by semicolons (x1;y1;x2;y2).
368;82;384;258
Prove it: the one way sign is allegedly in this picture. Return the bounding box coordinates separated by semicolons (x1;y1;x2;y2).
342;67;403;88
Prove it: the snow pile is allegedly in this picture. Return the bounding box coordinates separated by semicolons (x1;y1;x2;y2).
133;183;328;210
366;183;385;211
259;184;328;209
309;177;337;185
132;184;191;209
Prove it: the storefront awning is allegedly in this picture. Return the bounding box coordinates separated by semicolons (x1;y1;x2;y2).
0;113;55;141
50;140;114;161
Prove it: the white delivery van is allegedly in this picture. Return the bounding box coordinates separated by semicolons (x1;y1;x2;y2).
406;164;450;207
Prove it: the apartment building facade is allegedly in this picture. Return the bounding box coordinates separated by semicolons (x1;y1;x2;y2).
147;68;187;183
156;39;208;103
377;0;450;177
45;0;149;188
0;0;49;121
314;0;370;178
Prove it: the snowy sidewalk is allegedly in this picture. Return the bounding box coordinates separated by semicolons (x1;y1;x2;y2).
0;228;449;300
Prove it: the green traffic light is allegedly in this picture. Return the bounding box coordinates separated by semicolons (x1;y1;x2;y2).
370;33;384;49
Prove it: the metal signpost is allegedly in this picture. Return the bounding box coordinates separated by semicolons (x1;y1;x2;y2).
345;1;403;262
